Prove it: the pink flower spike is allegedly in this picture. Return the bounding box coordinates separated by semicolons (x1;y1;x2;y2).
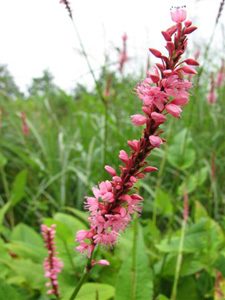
41;225;63;298
149;135;163;148
170;6;187;23
131;114;147;126
151;112;166;124
105;165;117;176
165;104;182;118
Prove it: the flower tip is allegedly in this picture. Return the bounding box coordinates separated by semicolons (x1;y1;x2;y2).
170;5;187;23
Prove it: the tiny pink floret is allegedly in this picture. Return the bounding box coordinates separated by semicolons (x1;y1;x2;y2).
149;135;163;148
131;114;147;126
165;103;182;118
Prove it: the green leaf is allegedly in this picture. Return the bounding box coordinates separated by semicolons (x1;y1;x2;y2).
64;207;89;226
77;283;114;300
177;277;202;300
178;167;208;195
155;189;173;216
0;279;23;300
167;129;196;170
63;283;115;300
115;223;153;300
156;295;169;300
54;212;87;232
157;254;204;277
156;218;224;255
9;169;27;206
6;258;45;290
0;170;27;227
11;223;43;248
0;153;7;168
194;201;208;222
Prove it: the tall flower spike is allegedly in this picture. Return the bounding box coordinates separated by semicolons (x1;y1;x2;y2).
119;33;128;73
41;225;63;298
207;73;217;104
76;7;198;259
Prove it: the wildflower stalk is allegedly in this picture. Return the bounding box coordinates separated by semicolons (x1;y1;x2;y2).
131;216;138;300
75;6;198;295
197;0;225;83
170;218;186;300
69;255;93;300
41;225;63;298
60;1;108;165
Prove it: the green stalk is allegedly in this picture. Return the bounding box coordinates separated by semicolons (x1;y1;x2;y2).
170;219;186;300
0;168;10;200
103;102;108;167
131;217;138;300
69;254;93;300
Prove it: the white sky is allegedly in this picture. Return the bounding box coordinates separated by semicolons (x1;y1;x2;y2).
0;0;224;92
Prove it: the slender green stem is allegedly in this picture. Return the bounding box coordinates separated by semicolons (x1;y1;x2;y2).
131;217;138;300
68;15;109;168
0;168;10;200
170;219;186;300
69;256;93;300
103;102;108;167
70;18;106;106
69;269;90;300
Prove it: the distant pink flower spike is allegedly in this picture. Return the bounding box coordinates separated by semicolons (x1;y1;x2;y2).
183;192;189;222
216;59;225;88
119;33;128;73
21;112;29;136
41;225;63;297
75;7;198;259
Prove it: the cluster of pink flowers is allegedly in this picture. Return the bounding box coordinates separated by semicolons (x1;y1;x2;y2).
76;6;198;258
41;224;63;297
119;33;128;73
